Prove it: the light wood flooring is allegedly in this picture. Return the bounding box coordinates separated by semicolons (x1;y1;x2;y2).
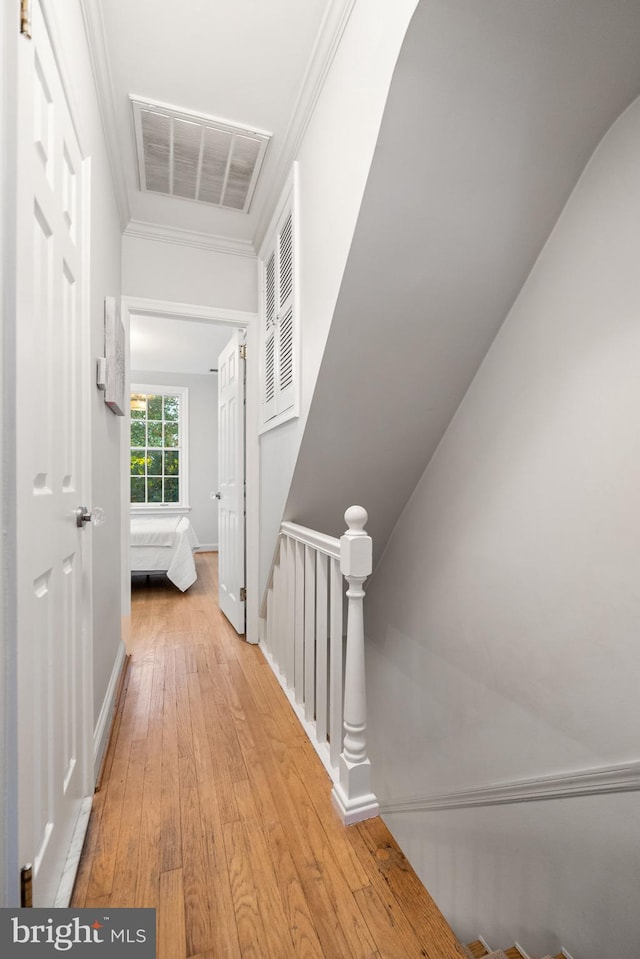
71;552;467;959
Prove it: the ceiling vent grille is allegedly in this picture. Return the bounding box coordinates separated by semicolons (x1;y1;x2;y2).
131;97;271;213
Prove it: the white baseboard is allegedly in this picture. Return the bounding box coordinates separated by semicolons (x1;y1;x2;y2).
54;795;93;907
196;543;218;552
93;639;127;784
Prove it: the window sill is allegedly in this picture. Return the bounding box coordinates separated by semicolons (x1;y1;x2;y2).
130;505;191;515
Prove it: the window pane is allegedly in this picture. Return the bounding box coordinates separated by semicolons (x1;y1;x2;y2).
147;477;163;502
164;477;179;502
147;395;162;419
131;420;146;446
129;387;187;506
147;421;163;447
164;395;179;421
131;477;145;503
165;450;179;475
131;451;147;476
164;423;179;447
148;450;163;475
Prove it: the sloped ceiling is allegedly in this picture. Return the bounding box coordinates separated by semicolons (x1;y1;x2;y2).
285;0;640;555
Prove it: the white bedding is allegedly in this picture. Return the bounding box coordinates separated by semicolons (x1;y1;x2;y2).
130;516;200;591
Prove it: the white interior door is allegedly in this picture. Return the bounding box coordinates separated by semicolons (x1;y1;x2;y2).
16;0;92;905
218;331;246;633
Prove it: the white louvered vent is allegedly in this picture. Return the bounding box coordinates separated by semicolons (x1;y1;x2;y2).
131;97;271;213
279;306;294;391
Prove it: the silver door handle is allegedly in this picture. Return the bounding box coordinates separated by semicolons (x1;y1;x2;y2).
75;506;105;528
76;506;91;527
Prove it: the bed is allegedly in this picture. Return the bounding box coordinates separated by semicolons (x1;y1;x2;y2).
130;515;200;591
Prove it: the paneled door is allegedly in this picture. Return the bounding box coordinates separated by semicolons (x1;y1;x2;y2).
15;0;93;905
217;331;246;633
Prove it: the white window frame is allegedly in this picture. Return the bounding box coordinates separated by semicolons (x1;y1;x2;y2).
130;383;190;513
258;163;300;433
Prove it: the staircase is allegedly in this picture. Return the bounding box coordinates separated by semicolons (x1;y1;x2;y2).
465;939;568;959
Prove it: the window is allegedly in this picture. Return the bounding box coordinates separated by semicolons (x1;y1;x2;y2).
259;164;299;432
130;385;189;507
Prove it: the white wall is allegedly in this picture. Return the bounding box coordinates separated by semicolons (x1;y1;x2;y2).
121;234;257;313
366;96;640;959
258;0;419;589
130;370;220;548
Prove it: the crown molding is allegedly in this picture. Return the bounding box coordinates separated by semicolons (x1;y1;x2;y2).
253;0;356;250
79;0;130;229
124;220;256;258
379;759;640;815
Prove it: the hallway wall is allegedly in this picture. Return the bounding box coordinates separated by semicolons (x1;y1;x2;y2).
257;0;419;590
366;93;640;959
121;234;257;313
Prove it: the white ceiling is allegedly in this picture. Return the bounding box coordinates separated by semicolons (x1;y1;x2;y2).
130;314;237;376
88;0;339;251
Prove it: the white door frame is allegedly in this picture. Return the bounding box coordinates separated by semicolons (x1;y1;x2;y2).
1;0;20;909
120;297;260;644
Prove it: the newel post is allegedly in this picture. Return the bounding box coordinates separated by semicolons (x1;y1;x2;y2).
331;506;380;825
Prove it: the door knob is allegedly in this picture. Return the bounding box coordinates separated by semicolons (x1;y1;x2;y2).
75;506;105;528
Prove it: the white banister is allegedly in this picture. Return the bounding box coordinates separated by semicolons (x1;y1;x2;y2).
330;507;379;824
259;507;378;826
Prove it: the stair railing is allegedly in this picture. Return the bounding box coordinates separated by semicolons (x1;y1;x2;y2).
259;506;379;824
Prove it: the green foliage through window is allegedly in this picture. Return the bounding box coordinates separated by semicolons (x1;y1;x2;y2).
130;390;183;505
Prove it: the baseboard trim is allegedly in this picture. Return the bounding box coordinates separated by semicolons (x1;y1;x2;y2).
379;759;640;815
196;543;218;553
259;640;338;785
53;795;93;907
93;640;128;785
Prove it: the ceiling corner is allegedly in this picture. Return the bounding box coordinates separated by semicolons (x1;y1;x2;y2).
252;0;357;250
123;220;256;258
79;0;131;230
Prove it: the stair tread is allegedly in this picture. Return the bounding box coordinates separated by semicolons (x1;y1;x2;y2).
466;942;490;958
504;948;527;959
465;943;509;959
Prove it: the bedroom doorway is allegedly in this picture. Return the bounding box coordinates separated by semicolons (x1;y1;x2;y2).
120;298;259;644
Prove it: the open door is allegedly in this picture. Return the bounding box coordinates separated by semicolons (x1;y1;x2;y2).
217;331;246;633
15;0;93;904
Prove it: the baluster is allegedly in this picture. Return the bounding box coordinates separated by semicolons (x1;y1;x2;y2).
272;548;282;672
331;506;379;825
293;540;305;704
266;585;273;655
304;546;316;722
329;556;343;771
315;552;329;745
285;535;296;686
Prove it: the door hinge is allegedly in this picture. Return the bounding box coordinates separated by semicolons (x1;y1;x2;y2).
20;864;33;907
20;0;31;38
239;343;247;360
240;586;247;602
